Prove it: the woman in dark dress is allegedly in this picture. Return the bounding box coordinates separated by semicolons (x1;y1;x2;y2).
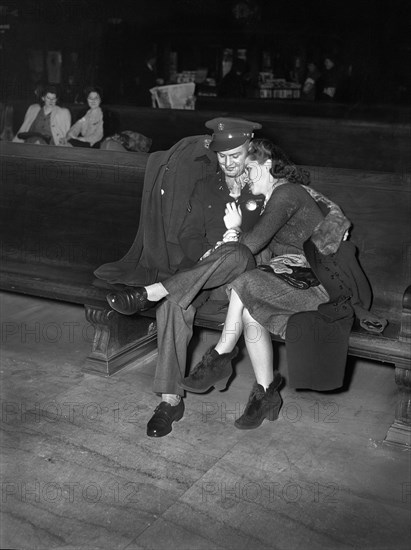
181;139;349;428
13;85;71;146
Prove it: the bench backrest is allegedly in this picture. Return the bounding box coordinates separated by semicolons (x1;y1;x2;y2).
1;141;410;322
0;142;147;270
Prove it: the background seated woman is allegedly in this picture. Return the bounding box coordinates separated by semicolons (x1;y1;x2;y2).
13;85;71;146
66;86;105;148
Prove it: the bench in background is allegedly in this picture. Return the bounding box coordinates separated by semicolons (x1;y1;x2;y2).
7;100;411;173
0;141;157;374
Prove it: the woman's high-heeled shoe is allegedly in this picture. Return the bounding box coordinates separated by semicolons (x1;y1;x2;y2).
180;346;239;393
106;287;156;315
235;372;283;430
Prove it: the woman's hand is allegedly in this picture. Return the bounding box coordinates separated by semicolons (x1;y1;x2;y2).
223;229;240;242
224;202;242;230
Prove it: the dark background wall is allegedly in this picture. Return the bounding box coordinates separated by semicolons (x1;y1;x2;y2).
0;0;410;105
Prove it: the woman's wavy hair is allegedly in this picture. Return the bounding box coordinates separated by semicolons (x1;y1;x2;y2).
40;85;59;100
247;138;310;185
83;85;103;102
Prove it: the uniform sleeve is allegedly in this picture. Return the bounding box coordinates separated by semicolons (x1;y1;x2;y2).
178;180;213;263
239;184;301;254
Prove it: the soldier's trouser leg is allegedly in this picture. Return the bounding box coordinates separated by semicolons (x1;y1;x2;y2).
163;242;255;309
153;300;196;396
153;243;255;395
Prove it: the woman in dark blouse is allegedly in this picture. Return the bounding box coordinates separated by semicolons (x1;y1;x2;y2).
13;85;71;146
181;139;343;427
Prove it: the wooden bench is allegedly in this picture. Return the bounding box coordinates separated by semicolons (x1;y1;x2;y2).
1;126;410;448
0;141;158;374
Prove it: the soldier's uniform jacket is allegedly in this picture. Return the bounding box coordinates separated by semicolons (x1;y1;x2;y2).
179;170;263;265
94;134;263;285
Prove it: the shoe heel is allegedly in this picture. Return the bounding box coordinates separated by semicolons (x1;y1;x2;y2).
214;375;230;391
267;397;282;421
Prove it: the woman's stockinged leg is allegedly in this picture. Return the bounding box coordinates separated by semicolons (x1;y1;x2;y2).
214;290;275;388
242;308;274;389
214;289;244;355
234;308;282;430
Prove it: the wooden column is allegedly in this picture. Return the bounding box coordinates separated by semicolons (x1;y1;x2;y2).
83;304;157;376
384;286;411;449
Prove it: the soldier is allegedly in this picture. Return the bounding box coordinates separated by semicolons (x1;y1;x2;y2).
107;118;263;437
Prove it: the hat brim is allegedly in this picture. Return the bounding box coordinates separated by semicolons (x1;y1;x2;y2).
209;134;251;152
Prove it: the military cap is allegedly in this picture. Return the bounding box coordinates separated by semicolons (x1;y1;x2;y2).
205;117;262;152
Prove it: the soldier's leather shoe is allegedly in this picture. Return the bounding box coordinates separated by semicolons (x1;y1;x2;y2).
106;287;155;315
146;400;184;438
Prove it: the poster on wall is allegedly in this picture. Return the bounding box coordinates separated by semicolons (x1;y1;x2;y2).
47;51;62;84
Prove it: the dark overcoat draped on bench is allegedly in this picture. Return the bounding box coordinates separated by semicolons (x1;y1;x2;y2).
94;135;217;286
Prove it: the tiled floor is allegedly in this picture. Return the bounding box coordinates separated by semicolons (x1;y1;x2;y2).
1;291;410;550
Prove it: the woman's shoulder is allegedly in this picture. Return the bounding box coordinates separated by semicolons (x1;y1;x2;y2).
55;105;71;116
266;183;311;211
55;104;70;112
281;182;315;197
272;182;307;199
26;103;41;114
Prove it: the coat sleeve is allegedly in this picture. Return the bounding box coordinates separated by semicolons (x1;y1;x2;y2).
178;180;212;263
52;107;71;145
59;108;71;135
67;117;83;139
240;184;300;254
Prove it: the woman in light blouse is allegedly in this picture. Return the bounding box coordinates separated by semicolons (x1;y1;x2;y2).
13;85;71;146
66;86;104;148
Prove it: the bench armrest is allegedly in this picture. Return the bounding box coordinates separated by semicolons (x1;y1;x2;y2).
400;284;411;343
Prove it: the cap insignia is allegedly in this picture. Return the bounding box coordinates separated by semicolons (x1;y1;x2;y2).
218;122;224;131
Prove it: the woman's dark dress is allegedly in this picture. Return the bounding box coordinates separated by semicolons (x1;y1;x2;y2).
230;183;329;337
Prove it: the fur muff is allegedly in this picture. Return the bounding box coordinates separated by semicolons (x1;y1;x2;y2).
311;208;351;255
